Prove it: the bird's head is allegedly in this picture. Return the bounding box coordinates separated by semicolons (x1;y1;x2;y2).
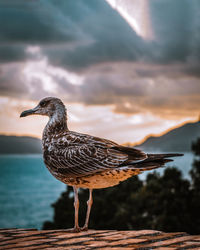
20;97;66;118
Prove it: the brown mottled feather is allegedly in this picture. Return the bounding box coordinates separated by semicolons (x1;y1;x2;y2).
43;130;182;182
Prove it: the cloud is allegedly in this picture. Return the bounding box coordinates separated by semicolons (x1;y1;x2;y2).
0;0;199;127
0;63;29;97
0;0;90;63
0;0;200;71
0;45;28;63
44;59;198;119
0;54;199;121
0;0;83;44
42;0;200;70
149;0;192;61
0;50;82;100
0;0;146;67
42;0;146;70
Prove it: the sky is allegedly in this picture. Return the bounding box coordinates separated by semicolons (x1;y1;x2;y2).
0;0;199;144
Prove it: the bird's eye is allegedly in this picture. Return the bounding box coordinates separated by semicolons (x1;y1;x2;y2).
40;101;47;107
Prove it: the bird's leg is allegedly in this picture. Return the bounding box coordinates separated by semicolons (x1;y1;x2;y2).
65;186;81;233
73;186;81;232
81;189;93;231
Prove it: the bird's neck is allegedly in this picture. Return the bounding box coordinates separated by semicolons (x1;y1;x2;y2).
45;110;68;135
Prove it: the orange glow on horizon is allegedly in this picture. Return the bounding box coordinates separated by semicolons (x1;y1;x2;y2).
0;132;41;139
1;118;199;145
129;118;199;146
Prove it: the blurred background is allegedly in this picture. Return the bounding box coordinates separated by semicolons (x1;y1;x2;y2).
0;0;199;233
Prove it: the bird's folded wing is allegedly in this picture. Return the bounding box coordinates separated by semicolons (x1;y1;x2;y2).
47;136;147;177
48;144;125;177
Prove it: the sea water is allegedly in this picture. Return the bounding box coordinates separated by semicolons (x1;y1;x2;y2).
0;154;65;229
0;153;194;229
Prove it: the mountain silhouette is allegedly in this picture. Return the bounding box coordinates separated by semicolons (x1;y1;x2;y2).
0;135;42;154
135;121;200;153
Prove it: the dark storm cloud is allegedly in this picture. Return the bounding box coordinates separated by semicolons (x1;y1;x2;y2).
0;0;146;66
0;0;82;44
150;0;193;63
149;0;200;66
43;0;146;70
0;0;200;69
0;0;199;120
0;0;87;63
43;0;200;70
0;45;27;63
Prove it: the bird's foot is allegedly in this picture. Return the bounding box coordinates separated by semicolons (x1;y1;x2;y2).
65;226;81;233
81;226;88;231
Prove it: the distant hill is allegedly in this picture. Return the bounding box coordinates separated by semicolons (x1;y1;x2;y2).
135;121;200;153
0;135;42;154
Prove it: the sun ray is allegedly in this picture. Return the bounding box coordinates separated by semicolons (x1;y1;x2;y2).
106;0;154;40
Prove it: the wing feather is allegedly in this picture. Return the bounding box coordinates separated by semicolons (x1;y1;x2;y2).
44;131;147;178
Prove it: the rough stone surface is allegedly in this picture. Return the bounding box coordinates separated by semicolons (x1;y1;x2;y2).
0;228;200;249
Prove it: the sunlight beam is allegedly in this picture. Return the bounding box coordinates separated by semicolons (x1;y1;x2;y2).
106;0;154;40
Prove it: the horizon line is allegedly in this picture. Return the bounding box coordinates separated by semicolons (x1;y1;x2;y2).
1;118;199;145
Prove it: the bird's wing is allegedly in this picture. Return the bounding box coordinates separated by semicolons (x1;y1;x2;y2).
45;132;147;178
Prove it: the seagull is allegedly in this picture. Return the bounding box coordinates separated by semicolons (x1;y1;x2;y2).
20;97;183;232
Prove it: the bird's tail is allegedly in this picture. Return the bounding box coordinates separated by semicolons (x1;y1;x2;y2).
127;153;183;172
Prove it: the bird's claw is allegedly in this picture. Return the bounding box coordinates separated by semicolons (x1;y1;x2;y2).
81;226;88;231
65;227;81;233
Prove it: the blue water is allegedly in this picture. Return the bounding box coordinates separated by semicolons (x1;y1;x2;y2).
140;152;194;180
0;155;65;229
0;153;194;229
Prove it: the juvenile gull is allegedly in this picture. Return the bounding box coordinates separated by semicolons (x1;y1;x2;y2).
20;97;183;232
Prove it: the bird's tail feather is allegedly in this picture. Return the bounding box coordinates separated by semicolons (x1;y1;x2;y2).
147;153;183;159
123;153;183;172
133;158;173;171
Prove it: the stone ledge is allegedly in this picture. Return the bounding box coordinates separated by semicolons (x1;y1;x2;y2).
0;228;200;249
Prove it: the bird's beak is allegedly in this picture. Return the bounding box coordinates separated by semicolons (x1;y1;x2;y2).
20;107;39;118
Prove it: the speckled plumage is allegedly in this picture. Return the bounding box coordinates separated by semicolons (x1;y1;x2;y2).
42;128;174;189
42;130;140;189
20;97;183;232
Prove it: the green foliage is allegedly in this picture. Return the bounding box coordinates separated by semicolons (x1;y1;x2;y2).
43;138;200;234
189;138;200;234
